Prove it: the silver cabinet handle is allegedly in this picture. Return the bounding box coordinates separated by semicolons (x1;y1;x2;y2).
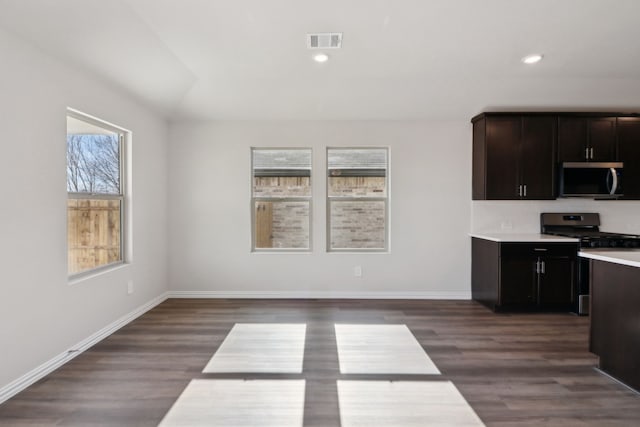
535;260;540;274
590;147;594;159
523;185;527;197
608;168;619;195
518;185;522;197
541;261;545;274
585;147;589;159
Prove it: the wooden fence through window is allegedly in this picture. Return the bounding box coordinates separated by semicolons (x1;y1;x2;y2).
67;199;121;274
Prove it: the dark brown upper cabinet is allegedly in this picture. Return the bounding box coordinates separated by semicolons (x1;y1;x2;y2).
617;117;640;198
558;117;617;162
473;114;556;200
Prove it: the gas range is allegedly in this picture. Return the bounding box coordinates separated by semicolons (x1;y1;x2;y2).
540;212;640;315
547;231;640;249
540;213;640;249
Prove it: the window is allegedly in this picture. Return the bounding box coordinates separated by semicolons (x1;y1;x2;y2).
252;148;312;251
67;110;125;276
327;148;389;251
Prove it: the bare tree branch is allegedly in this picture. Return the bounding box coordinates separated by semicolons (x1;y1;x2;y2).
67;134;120;194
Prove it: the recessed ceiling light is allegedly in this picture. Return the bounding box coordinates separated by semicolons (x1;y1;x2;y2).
313;53;329;63
522;54;543;64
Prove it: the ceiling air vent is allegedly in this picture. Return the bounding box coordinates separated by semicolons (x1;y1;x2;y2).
307;33;342;49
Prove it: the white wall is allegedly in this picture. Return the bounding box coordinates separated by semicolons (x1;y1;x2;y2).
0;27;169;390
168;120;640;301
168;121;472;297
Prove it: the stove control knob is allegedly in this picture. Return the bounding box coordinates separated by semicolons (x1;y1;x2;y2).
590;241;599;248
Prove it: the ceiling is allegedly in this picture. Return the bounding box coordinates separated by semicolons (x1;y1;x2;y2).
2;0;640;121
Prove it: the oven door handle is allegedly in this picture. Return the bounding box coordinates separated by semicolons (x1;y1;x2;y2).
607;168;618;195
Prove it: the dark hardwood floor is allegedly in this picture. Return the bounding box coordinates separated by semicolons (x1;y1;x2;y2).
1;299;639;426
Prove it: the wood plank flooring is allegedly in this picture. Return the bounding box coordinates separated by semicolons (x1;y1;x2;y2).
202;323;306;373
159;379;306;426
1;299;639;426
334;324;440;374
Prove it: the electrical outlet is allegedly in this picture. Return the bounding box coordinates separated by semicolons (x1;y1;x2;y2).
127;280;134;295
354;266;362;277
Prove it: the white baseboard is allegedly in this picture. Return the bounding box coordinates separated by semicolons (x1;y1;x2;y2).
168;290;472;300
0;292;170;405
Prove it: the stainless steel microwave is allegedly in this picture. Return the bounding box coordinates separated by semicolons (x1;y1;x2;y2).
559;162;623;197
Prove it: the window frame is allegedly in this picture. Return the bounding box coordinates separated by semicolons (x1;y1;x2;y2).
326;147;390;253
250;147;313;253
67;109;127;278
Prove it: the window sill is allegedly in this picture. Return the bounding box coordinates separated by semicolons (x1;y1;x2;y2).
327;251;390;254
251;250;312;254
68;262;128;286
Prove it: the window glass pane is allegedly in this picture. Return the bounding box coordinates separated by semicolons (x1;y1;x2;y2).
328;176;386;197
252;148;312;252
254;200;310;249
253;176;311;197
253;149;311;197
67;199;122;275
67;126;120;194
67;112;125;276
329;200;386;249
327;147;388;251
328;148;387;197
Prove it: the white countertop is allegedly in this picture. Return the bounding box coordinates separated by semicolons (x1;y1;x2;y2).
579;250;640;268
469;233;580;243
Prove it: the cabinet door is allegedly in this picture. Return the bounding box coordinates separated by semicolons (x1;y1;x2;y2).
538;257;575;308
588;118;616;161
471;238;500;308
558;118;588;162
521;116;556;199
558;117;616;162
617;118;640;198
485;117;521;199
500;256;537;306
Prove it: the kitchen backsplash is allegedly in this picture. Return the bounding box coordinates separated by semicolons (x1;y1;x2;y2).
471;200;640;234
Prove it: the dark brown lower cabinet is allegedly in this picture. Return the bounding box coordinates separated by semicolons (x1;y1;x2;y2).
472;238;577;311
589;259;640;392
500;255;536;306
